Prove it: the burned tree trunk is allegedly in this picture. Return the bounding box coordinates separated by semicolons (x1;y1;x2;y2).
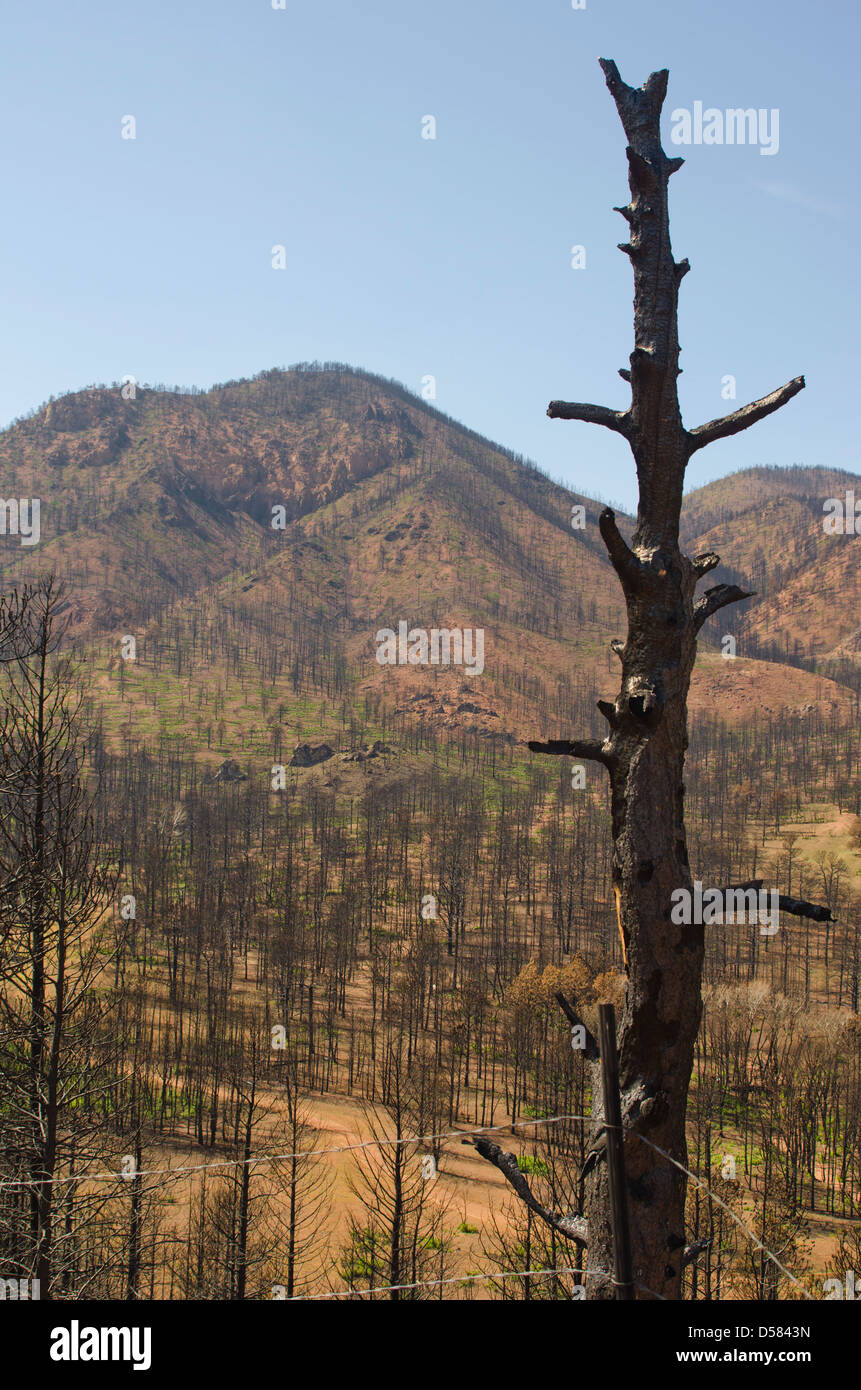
479;60;807;1300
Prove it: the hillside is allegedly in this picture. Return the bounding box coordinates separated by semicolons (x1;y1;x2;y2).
680;466;861;679
1;366;857;762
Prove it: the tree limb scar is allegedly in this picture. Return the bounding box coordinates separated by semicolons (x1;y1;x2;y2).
614;884;628;968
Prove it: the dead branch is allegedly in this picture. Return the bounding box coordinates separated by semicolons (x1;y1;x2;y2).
692;552;720;577
471;1135;588;1244
555;992;599;1060
722;880;834;924
527;738;611;768
598;507;643;592
547;400;632;439
686;376;805;455
693;584;754;632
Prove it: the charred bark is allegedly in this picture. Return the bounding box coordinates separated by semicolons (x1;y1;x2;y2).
507;60;806;1299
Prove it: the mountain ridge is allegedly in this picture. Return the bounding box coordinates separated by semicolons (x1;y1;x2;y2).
1;365;857;755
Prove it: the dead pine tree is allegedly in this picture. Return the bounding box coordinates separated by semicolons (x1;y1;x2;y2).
474;59;829;1301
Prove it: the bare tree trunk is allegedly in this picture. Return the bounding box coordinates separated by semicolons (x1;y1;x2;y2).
30;619;50;1291
522;60;805;1300
233;1092;253;1301
126;1135;143;1301
0;579;124;1298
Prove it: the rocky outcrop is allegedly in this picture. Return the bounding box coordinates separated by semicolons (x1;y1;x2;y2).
340;740;391;763
289;742;335;768
208;758;247;783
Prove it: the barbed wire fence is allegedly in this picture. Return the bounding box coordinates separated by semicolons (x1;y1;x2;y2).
0;1107;827;1301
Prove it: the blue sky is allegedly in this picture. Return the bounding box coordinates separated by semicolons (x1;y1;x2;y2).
1;0;858;510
